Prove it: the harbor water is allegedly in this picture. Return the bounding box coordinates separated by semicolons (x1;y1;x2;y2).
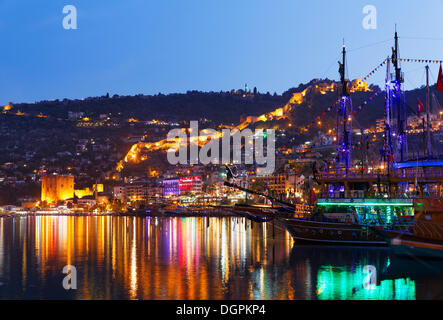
0;216;442;300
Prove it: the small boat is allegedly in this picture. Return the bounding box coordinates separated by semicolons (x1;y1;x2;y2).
377;198;443;259
160;206;190;217
134;208;152;216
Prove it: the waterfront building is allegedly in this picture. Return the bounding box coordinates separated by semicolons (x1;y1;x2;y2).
162;178;180;197
179;175;203;195
123;183;149;201
147;185;163;201
250;174;288;195
113;186;126;201
76;196;97;208
162;175;203;197
112;183;162;202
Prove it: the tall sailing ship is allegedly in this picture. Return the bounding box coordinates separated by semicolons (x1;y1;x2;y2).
278;31;443;247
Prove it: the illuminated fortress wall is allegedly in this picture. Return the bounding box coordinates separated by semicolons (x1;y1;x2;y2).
74;184;104;199
349;79;370;93
117;80;369;171
41;175;74;204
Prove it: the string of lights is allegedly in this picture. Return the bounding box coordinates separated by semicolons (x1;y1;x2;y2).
362;59;387;82
399;58;443;64
294;59;387;137
294;89;383;160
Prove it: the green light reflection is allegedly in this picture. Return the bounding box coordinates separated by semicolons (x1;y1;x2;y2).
316;264;415;300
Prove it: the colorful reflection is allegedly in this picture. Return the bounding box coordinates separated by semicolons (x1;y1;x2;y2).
316;266;415;300
0;216;441;299
0;216;294;299
288;246;420;300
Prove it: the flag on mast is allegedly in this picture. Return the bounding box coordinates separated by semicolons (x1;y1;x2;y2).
417;98;424;116
437;64;443;93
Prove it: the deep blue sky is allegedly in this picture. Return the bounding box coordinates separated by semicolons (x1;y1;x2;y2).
0;0;442;105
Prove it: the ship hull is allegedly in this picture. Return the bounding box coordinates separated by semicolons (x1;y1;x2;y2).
378;230;443;259
277;218;387;246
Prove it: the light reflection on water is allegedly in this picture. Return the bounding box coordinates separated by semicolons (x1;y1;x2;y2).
0;216;442;300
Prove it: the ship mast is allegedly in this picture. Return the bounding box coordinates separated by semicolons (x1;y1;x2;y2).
391;29;408;162
336;44;353;174
425;65;432;157
383;57;393;166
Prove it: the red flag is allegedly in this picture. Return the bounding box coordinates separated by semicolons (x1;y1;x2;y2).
437;64;443;93
417;98;424;116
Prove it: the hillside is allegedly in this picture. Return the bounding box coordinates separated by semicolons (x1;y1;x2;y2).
7;79;443;133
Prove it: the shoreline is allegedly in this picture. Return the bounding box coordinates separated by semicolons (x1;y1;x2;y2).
0;211;240;218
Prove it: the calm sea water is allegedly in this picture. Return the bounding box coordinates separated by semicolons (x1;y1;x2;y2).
0;216;442;300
